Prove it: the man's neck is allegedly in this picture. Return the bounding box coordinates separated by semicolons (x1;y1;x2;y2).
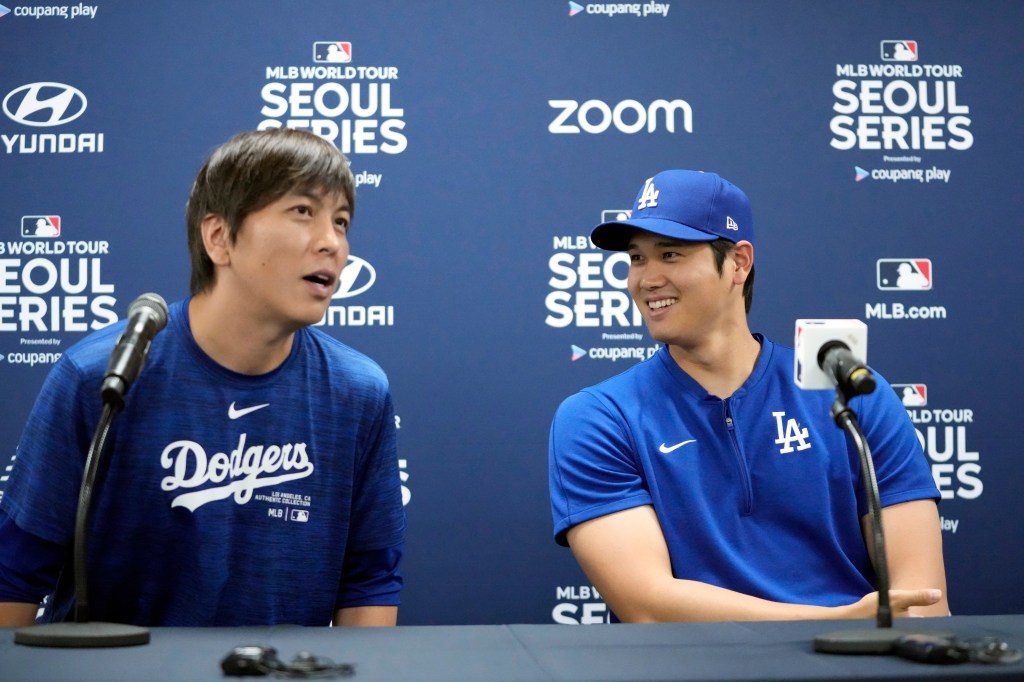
667;327;762;399
188;293;297;375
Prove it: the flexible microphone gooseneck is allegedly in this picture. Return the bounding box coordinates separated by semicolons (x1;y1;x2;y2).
14;293;168;648
799;321;950;654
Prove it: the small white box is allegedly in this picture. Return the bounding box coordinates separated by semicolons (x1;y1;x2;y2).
794;319;868;390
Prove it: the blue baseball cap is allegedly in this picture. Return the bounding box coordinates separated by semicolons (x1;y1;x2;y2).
591;170;754;251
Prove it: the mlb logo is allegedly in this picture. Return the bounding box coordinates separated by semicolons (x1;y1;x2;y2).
313;41;352;63
289;509;310;523
892;383;927;407
881;40;918;62
876;258;932;291
601;209;631;223
21;215;60;238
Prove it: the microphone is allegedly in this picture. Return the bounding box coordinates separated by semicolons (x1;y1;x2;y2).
794;319;873;395
13;295;167;648
100;293;168;408
818;341;876;397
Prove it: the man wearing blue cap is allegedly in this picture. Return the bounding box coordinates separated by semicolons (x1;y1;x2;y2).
548;170;948;622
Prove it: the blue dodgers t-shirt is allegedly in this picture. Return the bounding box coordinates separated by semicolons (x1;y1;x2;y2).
2;299;406;626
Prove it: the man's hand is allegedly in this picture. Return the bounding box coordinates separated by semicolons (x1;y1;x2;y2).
332;605;397;627
0;602;39;627
837;589;943;619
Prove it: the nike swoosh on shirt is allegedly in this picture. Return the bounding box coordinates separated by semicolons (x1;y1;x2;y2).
228;402;270;420
658;440;696;454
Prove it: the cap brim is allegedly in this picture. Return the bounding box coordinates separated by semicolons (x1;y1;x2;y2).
590;218;719;251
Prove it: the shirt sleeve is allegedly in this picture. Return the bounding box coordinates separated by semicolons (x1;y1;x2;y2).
0;509;66;606
1;352;97;545
346;390;406;553
335;544;403;609
548;390;653;547
336;386;405;608
850;371;939;512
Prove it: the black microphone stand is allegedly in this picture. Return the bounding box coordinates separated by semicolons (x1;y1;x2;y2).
14;400;149;647
814;385;946;654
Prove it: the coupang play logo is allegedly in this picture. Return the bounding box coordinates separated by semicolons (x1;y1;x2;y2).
566;1;670;17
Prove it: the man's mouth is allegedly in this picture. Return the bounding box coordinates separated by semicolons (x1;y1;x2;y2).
303;272;336;288
648;298;677;310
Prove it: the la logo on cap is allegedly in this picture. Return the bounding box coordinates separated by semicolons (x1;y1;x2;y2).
637;177;659;209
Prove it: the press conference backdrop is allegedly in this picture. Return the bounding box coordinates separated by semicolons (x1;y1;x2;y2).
1;1;1021;625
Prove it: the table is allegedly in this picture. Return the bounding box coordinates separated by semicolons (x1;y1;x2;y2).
3;615;1023;681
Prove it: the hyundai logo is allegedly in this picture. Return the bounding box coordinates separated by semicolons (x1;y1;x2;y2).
332;255;376;299
3;82;87;127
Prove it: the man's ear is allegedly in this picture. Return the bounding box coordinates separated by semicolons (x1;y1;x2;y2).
730;240;754;285
201;214;231;266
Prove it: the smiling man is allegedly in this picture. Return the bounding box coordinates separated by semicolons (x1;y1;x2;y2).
0;128;406;627
548;170;948;623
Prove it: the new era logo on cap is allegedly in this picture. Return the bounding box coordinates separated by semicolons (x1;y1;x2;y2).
590;170;754;251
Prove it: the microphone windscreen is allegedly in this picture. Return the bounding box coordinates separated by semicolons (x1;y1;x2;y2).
128;292;169;330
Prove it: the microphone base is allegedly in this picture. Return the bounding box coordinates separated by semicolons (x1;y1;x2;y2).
815;627;953;655
14;621;150;648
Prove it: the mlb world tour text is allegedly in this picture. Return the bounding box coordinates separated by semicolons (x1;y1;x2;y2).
546;240;643;328
0;241;116;332
910;408;982;501
830;63;972;151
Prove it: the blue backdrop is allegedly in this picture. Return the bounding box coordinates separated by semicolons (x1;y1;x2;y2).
1;0;1021;625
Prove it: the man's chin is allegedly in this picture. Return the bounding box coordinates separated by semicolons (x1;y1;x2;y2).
293;305;329;330
643;325;672;345
305;309;328;327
